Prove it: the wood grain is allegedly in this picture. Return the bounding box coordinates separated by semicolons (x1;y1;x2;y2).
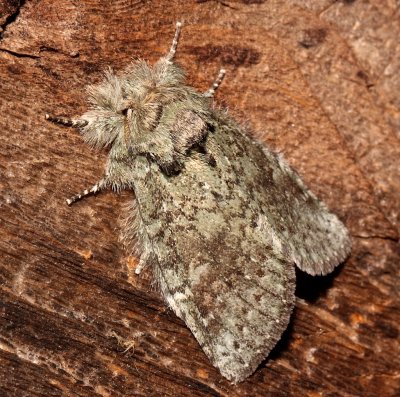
1;1;399;396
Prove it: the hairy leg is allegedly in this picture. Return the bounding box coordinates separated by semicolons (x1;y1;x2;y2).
66;178;108;205
45;114;88;128
203;69;226;98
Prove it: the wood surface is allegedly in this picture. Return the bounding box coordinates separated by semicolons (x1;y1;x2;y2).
0;1;399;396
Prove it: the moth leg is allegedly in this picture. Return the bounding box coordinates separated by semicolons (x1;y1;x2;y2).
66;178;108;206
165;21;182;62
203;68;226;98
135;256;147;275
45;113;88;128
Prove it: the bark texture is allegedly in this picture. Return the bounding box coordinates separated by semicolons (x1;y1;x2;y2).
0;1;399;396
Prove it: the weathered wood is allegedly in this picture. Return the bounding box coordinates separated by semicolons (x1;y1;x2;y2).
0;1;399;396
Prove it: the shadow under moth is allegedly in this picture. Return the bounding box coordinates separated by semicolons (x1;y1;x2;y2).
46;22;351;383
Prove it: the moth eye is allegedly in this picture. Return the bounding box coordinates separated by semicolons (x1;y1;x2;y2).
118;97;135;116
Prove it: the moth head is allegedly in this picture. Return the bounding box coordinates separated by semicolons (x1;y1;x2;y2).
77;22;196;151
79;54;191;149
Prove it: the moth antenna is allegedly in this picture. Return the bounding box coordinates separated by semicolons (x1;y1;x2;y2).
166;21;182;62
203;68;226;98
45;114;88;128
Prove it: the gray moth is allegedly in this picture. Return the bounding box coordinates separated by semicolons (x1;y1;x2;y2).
46;22;351;383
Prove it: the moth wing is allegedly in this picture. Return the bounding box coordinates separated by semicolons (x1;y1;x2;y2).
131;152;296;382
131;111;350;381
160;244;295;384
211;119;351;276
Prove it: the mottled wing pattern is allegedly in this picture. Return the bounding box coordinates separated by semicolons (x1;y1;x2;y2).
131;109;350;381
210;114;351;276
131;145;296;382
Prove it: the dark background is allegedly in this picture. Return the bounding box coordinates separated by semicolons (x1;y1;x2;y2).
0;1;399;396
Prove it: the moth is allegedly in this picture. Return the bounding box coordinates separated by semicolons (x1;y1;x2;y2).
46;22;351;383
